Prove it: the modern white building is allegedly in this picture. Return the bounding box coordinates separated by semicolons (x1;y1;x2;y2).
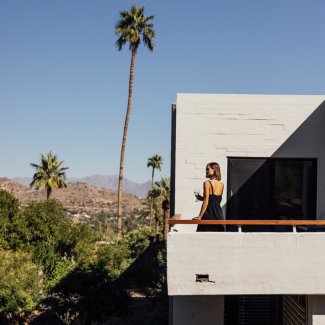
168;94;325;325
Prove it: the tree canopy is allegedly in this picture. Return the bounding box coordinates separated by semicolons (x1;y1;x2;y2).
30;152;68;200
115;5;155;53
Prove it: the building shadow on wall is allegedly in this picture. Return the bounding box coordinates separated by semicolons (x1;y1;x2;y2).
225;100;325;232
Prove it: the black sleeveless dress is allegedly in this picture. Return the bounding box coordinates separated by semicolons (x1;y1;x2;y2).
196;181;225;232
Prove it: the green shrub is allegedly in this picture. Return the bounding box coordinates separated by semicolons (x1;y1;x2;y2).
96;240;131;280
115;232;167;297
20;200;97;288
69;223;99;265
0;189;21;249
121;228;155;258
0;250;43;315
0;191;167;322
37;228;167;323
95;229;156;281
22;200;71;248
45;259;75;291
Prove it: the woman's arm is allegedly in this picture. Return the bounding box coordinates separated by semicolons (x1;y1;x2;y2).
197;181;210;219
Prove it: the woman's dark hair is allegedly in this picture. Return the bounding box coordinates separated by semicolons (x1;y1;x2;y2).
207;162;221;181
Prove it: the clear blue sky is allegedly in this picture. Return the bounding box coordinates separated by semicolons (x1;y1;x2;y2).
1;0;325;183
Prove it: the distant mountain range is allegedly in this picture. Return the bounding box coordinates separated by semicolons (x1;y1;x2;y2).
13;175;151;198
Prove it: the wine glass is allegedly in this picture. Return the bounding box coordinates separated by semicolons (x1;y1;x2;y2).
194;187;200;202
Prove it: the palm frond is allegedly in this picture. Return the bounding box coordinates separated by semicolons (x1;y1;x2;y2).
30;152;69;198
147;154;163;170
115;5;155;52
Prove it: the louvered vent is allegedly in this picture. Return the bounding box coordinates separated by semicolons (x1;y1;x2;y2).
283;295;307;325
224;295;283;325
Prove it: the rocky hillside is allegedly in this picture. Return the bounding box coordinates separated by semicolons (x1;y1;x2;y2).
14;175;151;198
0;178;144;216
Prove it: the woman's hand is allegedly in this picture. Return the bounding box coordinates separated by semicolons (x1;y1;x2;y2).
194;193;203;201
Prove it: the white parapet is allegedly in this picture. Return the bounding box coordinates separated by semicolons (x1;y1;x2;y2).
168;232;325;296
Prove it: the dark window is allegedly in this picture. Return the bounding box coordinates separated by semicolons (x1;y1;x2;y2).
227;158;317;230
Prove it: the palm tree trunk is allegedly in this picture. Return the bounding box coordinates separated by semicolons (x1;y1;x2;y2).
117;47;137;238
150;168;155;227
46;187;51;200
155;215;159;234
163;203;170;241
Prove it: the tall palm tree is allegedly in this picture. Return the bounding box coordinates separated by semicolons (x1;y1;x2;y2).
30;152;68;200
115;5;155;238
155;178;170;240
147;154;163;226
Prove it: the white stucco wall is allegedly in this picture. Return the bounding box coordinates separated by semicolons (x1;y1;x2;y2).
168;232;325;296
173;94;325;227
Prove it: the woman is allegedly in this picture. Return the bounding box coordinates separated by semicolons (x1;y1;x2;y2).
194;162;225;232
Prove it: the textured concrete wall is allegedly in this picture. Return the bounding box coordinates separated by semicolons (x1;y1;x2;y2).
168;232;325;296
173;94;325;230
171;296;224;325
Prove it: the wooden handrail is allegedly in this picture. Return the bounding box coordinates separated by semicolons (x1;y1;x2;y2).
168;219;325;225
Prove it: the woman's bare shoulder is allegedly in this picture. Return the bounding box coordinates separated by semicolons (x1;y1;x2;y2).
203;180;210;187
217;181;224;190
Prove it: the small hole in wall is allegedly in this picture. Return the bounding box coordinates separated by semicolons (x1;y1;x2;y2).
196;274;209;282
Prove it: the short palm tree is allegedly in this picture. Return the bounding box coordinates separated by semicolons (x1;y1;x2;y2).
147;154;163;226
146;187;162;233
30;152;68;200
115;5;155;238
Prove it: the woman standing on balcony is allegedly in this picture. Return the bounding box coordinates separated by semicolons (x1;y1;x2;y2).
194;162;225;232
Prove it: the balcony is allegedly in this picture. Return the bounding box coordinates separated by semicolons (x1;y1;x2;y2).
167;220;325;296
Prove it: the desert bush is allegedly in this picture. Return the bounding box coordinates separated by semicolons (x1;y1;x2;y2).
30;228;167;323
69;222;99;265
19;200;98;288
22;200;71;248
116;232;167;297
95;228;156;281
0;250;43;316
0;189;22;249
0;191;167;323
